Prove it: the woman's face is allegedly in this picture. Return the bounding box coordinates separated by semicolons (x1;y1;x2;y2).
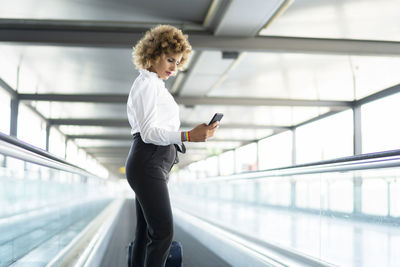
149;53;183;80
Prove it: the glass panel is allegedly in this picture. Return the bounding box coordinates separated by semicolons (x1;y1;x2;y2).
235;143;258;173
210;128;273;141
391;180;400;217
18;63;39;93
181;103;330;127
186;141;241;153
296;110;353;164
258;130;293;170
204;156;219;177
219;150;235;176
188;160;208;179
362;179;388;216
350;56;400;100
0;89;10;135
362;92;400;153
0;152;116;266
260;0;400;41
49;127;66;158
0;46;19;89
170;163;400;267
17;104;47;150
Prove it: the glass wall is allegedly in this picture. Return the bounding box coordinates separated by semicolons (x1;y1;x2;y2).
65;139;108;178
170;162;400;267
0;89;10;135
176;110;356;181
17;104;47;150
49;127;66;158
204;156;219;177
0;46;19;89
258;131;293;170
0;151;114;266
219;150;235;176
235;143;258;173
296;110;353;164
362;92;400;153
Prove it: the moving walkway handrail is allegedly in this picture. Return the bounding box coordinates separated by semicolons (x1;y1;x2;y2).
197;149;400;182
0;132;95;177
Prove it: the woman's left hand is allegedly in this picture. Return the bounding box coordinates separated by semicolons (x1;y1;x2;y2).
188;121;219;142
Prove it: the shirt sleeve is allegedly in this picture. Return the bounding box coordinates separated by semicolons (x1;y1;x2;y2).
128;78;182;146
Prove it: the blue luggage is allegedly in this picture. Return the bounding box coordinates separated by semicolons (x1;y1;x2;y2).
165;241;183;267
127;240;182;267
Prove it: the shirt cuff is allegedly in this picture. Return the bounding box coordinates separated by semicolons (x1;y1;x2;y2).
168;131;183;145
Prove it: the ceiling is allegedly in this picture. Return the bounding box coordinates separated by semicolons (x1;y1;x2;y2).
1;0;400;178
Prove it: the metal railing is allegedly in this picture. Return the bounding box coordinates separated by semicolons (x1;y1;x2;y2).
0;132;93;177
0;132;117;267
194;149;400;182
171;149;400;267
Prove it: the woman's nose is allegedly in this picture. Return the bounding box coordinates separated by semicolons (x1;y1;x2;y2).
170;64;176;71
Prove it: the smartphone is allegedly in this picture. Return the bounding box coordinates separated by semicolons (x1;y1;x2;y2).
208;113;224;125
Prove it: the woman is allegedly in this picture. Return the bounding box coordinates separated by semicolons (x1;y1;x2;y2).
125;25;219;267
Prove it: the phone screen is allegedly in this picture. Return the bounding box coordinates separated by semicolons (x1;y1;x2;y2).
208;113;224;125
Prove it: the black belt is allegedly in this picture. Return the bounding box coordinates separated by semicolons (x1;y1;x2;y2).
133;132;186;154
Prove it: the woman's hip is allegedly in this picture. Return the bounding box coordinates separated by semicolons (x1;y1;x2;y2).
125;135;176;181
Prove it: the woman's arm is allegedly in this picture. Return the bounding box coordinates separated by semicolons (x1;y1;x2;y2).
180;122;219;142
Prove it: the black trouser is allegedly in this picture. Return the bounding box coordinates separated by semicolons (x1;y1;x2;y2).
125;133;177;267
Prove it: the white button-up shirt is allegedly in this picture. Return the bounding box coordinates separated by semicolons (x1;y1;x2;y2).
127;69;182;146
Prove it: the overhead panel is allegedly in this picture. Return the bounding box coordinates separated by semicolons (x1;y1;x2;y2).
180;51;234;96
177;0;287;165
0;0;212;24
214;0;285;37
1;45;134;94
179;0;287;119
260;0;400;42
210;52;400;102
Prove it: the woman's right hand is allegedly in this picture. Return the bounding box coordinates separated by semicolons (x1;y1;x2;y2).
188;121;219;142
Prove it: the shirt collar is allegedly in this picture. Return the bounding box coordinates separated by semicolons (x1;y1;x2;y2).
139;69;164;84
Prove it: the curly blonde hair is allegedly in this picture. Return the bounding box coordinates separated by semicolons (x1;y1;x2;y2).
132;25;192;71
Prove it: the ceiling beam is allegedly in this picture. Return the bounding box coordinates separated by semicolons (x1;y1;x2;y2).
67;134;254;143
189;35;400;56
20;93;352;108
88;152;129;158
1;19;400;55
355;83;400;106
0;78;18;99
96;157;126;162
84;146;130;152
50;119;130;127
50;118;290;130
67;134;132;140
19;93;127;103
176;96;351;108
0;19;207;33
